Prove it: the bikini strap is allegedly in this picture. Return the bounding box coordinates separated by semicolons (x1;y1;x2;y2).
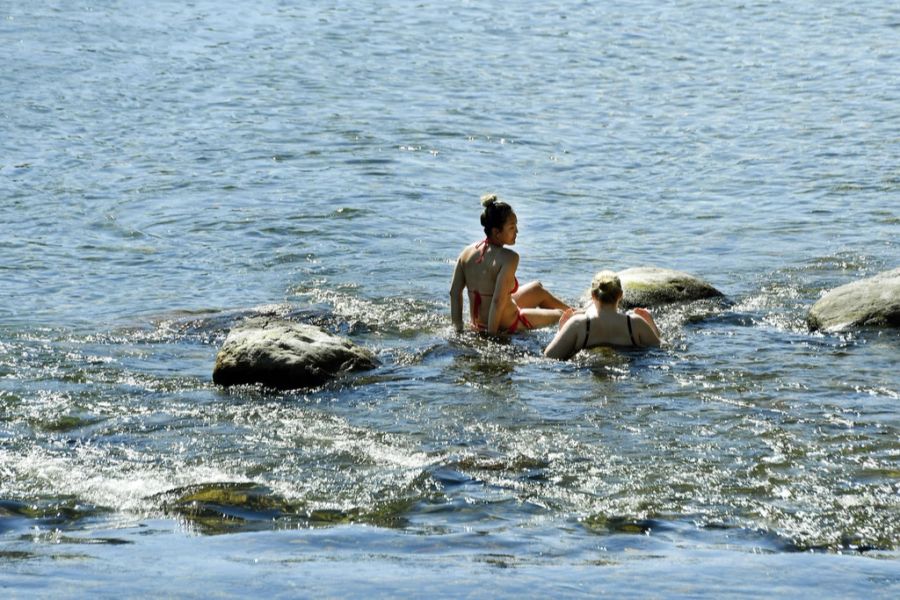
507;310;533;334
582;317;592;350
627;315;637;346
474;238;490;264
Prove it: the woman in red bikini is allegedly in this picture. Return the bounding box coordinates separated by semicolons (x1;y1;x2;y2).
450;194;571;335
544;270;661;359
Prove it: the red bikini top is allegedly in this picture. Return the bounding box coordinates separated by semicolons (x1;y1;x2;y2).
474;238;518;294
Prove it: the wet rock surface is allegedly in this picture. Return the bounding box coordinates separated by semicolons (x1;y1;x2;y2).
807;268;900;331
617;267;724;309
212;318;378;389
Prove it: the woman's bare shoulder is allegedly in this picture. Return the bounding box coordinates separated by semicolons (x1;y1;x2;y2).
629;313;661;346
498;247;519;264
560;311;589;333
457;243;478;262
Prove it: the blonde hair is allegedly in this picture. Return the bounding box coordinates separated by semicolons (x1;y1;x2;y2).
591;270;623;304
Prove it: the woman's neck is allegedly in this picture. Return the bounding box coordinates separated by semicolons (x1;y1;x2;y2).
594;301;620;314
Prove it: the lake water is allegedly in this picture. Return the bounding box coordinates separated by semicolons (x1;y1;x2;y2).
2;0;899;596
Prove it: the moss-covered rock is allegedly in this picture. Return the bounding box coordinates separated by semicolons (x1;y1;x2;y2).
212;318;378;389
617;267;724;309
807;268;900;331
159;482;411;534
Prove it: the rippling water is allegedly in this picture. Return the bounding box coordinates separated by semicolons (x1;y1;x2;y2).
2;0;899;596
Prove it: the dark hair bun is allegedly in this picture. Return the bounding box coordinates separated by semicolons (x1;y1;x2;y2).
480;193;499;208
479;193;513;236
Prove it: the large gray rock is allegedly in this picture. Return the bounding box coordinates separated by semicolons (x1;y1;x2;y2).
213;318;378;389
807;268;900;331
617;267;724;309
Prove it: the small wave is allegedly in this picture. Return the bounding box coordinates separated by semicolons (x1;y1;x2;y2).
292;286;447;336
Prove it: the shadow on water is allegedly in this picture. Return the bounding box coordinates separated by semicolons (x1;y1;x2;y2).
453;351;517;383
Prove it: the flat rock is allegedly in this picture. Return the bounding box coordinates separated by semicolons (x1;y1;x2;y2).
213;318;378;389
617;267;724;309
807;268;900;331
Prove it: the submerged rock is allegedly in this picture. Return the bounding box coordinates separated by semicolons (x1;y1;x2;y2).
159;482;411;533
616;267;724;309
807;268;900;331
212;318;378;389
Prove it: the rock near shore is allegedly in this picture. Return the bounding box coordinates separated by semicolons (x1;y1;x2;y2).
807;268;900;332
617;267;724;309
212;318;378;389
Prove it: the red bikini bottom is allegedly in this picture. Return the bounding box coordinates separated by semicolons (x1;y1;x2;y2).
470;290;533;333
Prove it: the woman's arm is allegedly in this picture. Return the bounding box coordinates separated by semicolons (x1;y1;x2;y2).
544;317;582;360
487;252;519;334
449;256;466;332
630;308;662;347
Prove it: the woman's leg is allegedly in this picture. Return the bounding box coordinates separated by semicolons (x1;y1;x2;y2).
518;308;565;330
512;281;570;311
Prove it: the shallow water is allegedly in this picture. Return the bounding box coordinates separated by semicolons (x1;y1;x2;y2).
2;0;899;596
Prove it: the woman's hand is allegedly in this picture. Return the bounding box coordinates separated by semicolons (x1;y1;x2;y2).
632;307;652;321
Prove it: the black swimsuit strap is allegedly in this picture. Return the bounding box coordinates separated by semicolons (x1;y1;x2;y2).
627;315;637;346
582;317;592;350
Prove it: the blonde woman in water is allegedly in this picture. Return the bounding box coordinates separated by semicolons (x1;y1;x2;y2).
450;194;571;335
544;270;661;359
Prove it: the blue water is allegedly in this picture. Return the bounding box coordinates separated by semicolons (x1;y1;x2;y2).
2;1;899;597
